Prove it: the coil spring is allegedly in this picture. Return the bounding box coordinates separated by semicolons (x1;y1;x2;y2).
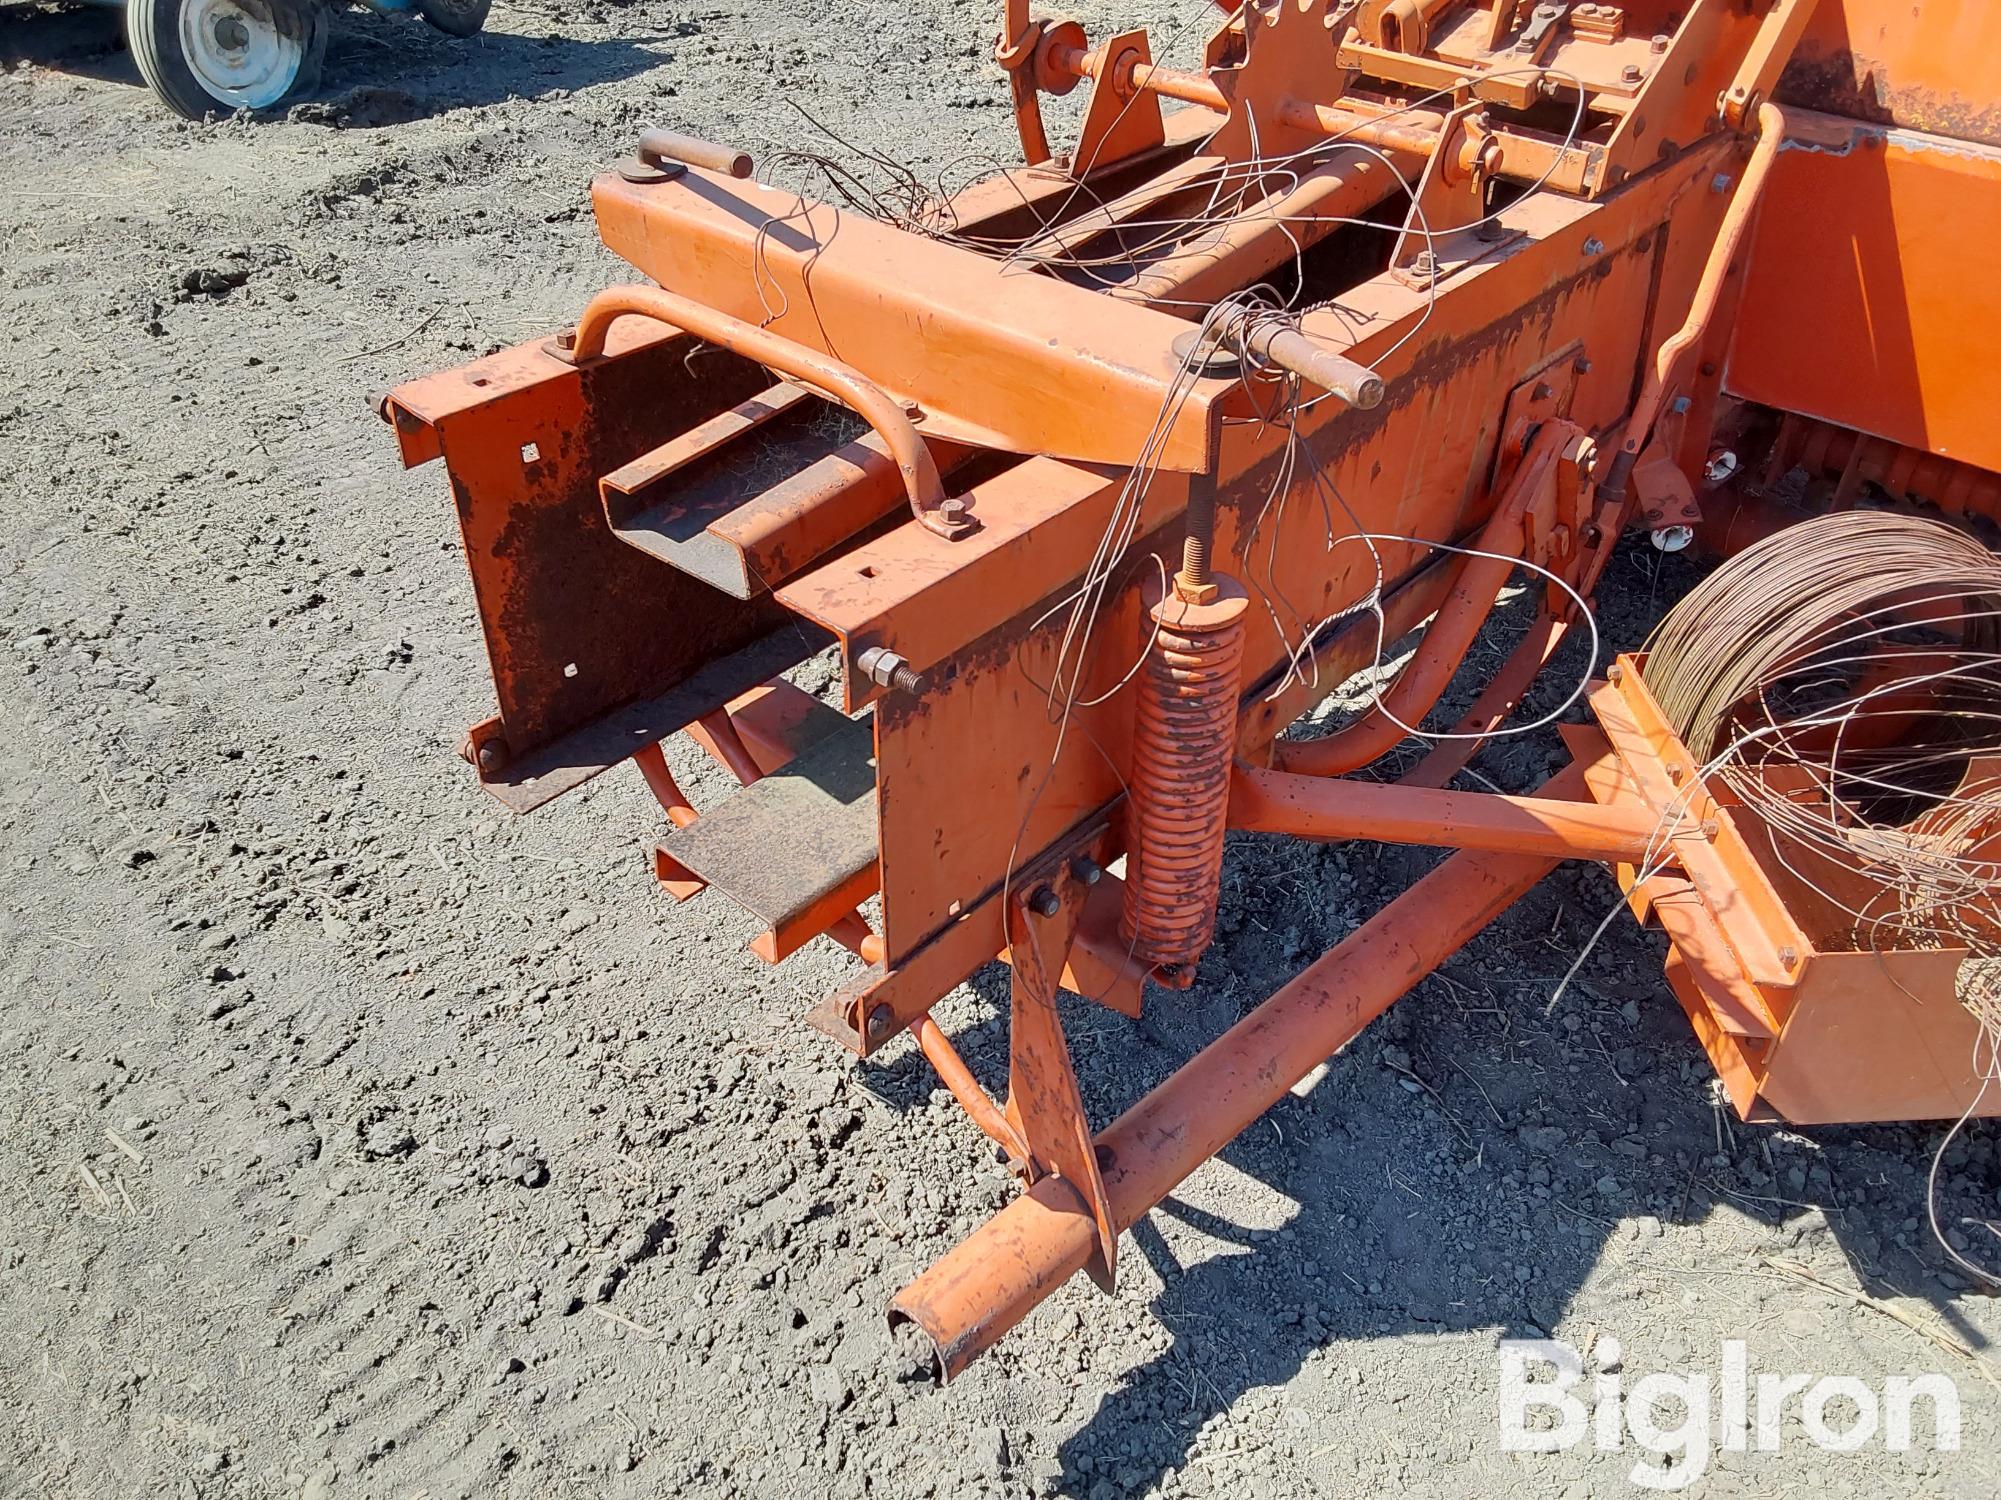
1122;584;1249;975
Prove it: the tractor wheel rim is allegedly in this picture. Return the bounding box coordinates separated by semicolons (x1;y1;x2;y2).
177;0;305;109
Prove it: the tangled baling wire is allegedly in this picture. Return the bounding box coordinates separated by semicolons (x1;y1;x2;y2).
1642;511;2001;1286
1642;512;2001;970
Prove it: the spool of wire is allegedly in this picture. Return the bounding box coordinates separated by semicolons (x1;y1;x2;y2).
1642;511;2001;968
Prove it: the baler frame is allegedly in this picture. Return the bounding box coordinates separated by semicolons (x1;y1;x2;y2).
383;0;2001;1378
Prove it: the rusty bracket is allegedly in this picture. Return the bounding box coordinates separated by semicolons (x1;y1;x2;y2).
1391;101;1511;286
1001;857;1117;1290
1074;29;1167;174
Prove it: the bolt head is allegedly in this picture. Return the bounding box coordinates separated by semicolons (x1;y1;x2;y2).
1670;395;1693;415
1070;857;1103;887
866;1005;893;1041
1582;237;1605;256
939;498;969;524
1651;33;1671;53
1622;63;1644;83
475;741;506;774
1028;886;1061;918
1711;172;1733;194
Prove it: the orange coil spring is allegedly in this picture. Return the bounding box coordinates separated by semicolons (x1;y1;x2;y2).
1122;582;1250;974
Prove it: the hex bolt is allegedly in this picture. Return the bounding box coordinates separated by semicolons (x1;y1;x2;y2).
1711;172;1733;193
554;327;578;351
1622;63;1644;83
1650;33;1671;53
1070;856;1103;887
938;498;971;526
1670;394;1693;415
866;1004;893;1042
475;740;507;774
1028;886;1061;918
1605;661;1624;683
1574;355;1593;374
1582;237;1605;256
857;646;925;694
1778;946;1799;969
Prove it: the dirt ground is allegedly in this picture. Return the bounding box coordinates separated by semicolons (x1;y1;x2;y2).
1;3;1998;1497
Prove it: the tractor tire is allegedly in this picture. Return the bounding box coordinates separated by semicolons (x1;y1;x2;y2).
127;0;326;119
416;0;491;37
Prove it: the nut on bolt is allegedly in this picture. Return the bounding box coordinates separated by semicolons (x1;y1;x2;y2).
1028;886;1061;918
857;646;925;694
1069;856;1103;887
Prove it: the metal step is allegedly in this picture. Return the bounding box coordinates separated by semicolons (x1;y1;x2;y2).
656;709;879;961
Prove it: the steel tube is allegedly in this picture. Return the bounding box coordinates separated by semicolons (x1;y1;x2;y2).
1046;41;1446;165
1275;97;1446;157
638;127;753;180
567;285;961;538
1604;104;1786;502
911;1014;1030;1162
891;765;1587;1379
1047;43;1229;112
1248;324;1386;409
1125;148;1424;308
1228;763;1667;863
1271;438;1542;775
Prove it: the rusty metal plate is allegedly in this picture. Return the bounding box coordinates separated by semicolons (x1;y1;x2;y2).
1781;0;2001;148
658;711;879;948
1728;113;2001;475
468;621;830;814
388;324;794;788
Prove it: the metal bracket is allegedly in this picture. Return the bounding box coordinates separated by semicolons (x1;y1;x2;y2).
1002;860;1117;1290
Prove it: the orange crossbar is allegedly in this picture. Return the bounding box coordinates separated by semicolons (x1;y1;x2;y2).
1228;764;1672;864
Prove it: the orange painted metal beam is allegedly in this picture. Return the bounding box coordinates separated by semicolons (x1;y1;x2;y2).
1227;764;1669;864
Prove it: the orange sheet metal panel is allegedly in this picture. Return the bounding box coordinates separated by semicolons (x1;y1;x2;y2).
1781;0;2001;148
1727;112;2001;475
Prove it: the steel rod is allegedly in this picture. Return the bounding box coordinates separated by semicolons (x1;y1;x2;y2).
911;1014;1031;1163
1228;763;1668;863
